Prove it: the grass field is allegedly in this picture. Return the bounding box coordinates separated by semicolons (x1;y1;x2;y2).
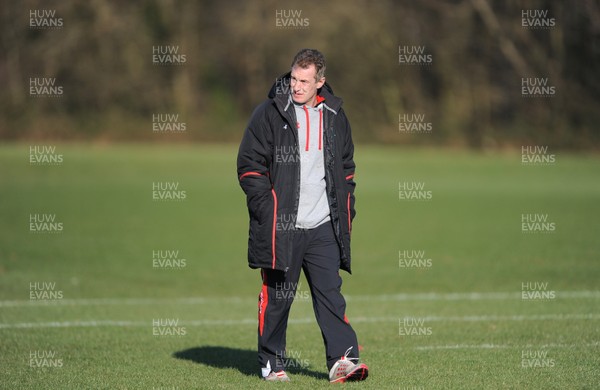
1;143;599;389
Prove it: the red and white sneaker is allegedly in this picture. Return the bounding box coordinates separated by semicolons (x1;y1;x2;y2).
328;346;369;383
263;370;290;382
261;361;290;382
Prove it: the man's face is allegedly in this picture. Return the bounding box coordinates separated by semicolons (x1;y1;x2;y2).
290;64;325;107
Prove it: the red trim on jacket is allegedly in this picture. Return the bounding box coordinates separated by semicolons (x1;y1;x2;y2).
271;188;278;269
239;171;263;180
347;192;352;233
346;173;354;232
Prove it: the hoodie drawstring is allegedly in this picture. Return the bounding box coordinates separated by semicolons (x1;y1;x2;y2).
318;109;322;150
302;105;323;152
302;105;310;151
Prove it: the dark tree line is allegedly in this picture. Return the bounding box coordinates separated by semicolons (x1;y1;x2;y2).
1;0;598;148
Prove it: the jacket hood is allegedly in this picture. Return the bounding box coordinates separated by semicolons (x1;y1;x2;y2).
268;72;342;112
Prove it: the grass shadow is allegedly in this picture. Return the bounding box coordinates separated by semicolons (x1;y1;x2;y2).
173;346;327;380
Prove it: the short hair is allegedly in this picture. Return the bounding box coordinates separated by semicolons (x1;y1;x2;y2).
291;49;326;81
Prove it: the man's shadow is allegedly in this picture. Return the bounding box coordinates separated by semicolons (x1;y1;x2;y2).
173;346;327;380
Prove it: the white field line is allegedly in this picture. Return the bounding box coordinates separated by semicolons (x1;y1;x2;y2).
414;341;600;351
1;313;599;330
1;290;598;308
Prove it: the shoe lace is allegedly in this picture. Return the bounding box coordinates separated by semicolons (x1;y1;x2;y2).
341;346;359;363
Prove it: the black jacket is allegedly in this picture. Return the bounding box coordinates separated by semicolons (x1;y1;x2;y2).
237;72;356;273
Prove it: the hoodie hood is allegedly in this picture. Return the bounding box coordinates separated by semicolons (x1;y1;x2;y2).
268;72;342;112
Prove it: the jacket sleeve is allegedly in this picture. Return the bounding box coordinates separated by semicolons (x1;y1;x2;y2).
340;109;357;221
237;104;273;217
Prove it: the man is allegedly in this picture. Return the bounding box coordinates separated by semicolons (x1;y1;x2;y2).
237;49;368;383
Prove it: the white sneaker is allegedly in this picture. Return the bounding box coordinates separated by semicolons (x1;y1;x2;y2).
328;347;369;383
263;370;290;382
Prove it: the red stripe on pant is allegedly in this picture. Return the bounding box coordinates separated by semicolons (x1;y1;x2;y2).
258;270;268;336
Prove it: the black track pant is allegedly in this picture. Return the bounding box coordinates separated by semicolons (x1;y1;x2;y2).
257;221;359;373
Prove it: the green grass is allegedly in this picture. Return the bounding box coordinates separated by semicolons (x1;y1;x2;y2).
1;143;599;389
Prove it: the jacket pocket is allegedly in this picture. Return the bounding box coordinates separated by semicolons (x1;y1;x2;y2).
247;189;277;268
247;190;271;222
